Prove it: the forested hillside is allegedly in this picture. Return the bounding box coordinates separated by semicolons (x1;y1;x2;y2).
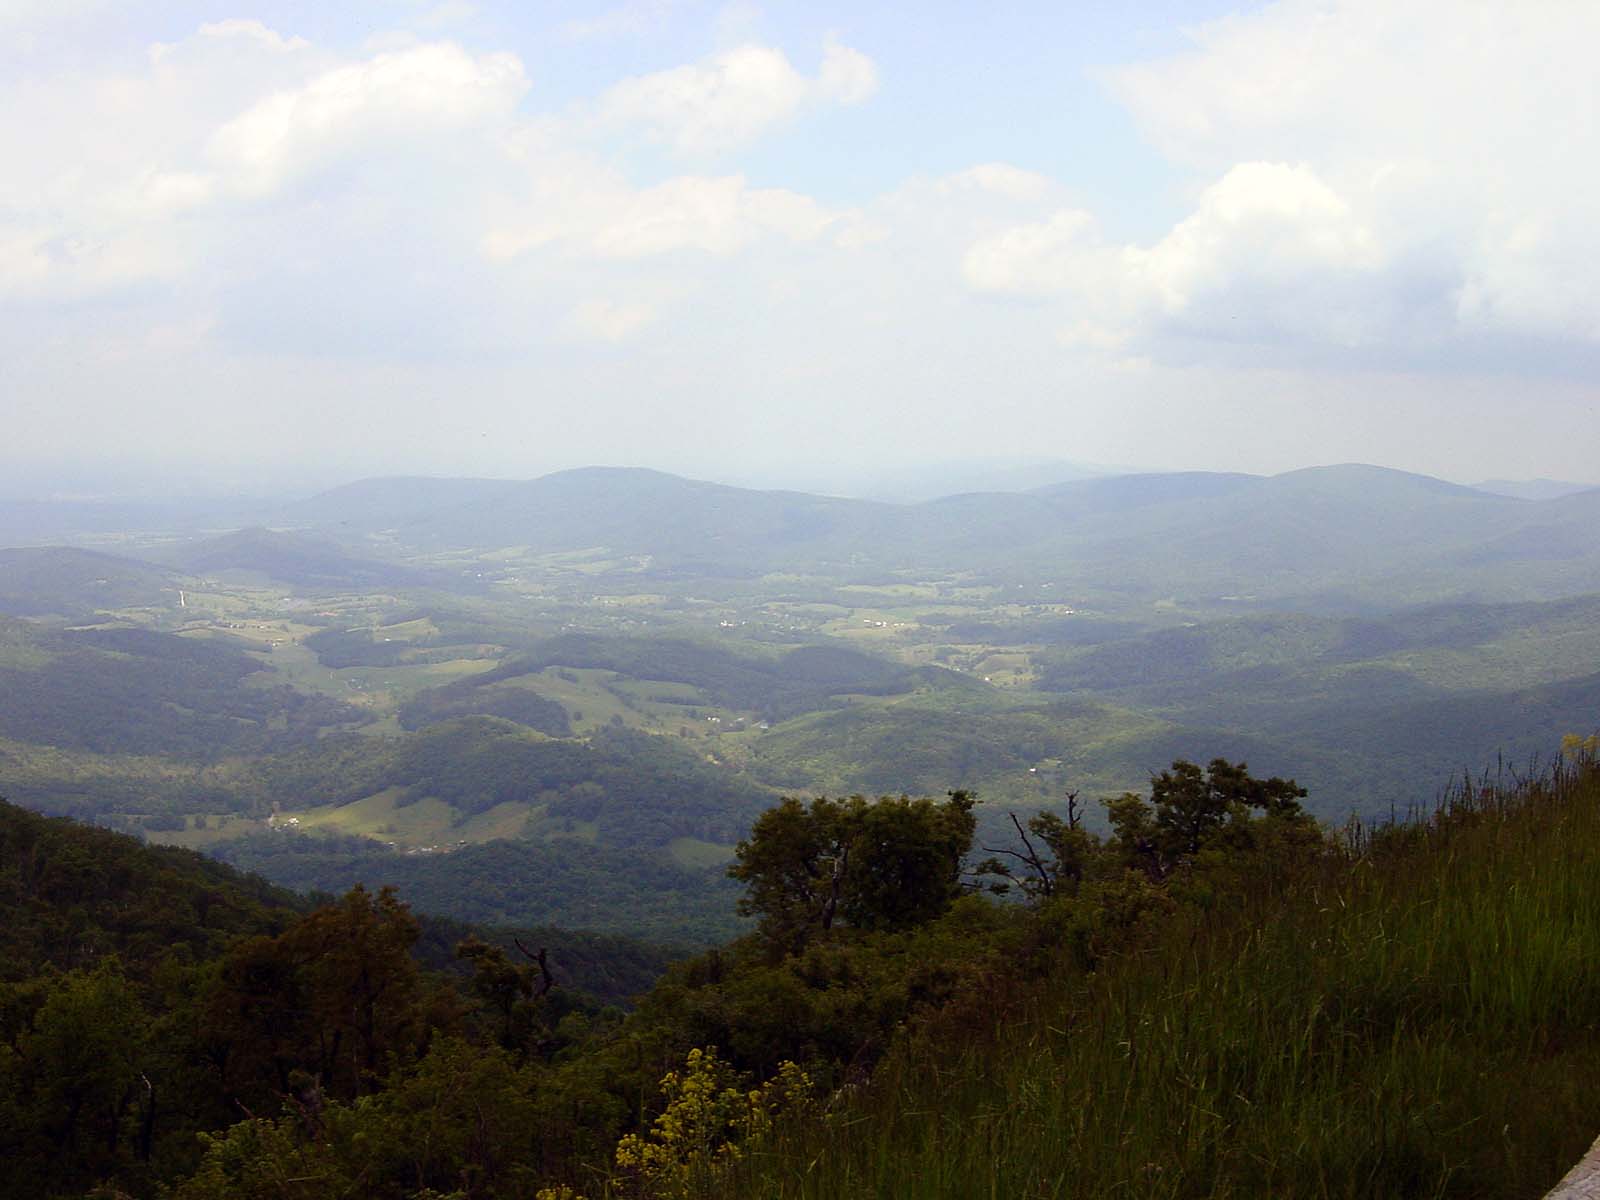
0;547;181;617
0;796;683;1197
0;799;303;978
253;465;1600;609
0;616;355;758
215;831;744;944
8;742;1600;1199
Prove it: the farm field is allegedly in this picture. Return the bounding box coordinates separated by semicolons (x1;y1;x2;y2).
2;466;1599;939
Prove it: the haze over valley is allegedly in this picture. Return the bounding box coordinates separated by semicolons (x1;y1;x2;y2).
3;459;1598;944
5;3;1600;1197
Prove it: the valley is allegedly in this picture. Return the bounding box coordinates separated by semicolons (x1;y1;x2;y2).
2;465;1598;944
9;10;1598;1194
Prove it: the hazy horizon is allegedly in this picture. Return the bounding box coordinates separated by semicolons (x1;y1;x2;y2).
2;453;1596;509
4;1;1599;491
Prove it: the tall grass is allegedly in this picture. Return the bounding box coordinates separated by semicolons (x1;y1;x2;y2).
717;755;1600;1199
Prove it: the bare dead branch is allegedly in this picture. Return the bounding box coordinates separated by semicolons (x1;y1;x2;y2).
513;938;556;997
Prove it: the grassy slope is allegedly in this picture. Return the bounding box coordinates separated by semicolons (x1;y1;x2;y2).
719;756;1600;1199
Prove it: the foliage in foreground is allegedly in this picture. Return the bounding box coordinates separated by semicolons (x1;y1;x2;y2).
704;742;1600;1199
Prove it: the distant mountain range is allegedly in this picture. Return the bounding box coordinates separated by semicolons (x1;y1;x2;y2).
4;464;1599;615
1470;478;1596;501
727;457;1113;503
270;464;1600;612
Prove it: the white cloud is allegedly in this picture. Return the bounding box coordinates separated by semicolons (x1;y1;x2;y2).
570;298;657;341
0;13;873;362
1084;0;1600;356
595;39;877;155
209;42;528;195
0;19;321;297
0;26;541;305
962;163;1416;352
1131;162;1382;315
0;225;185;300
4;0;1599;486
940;163;1055;203
962;209;1099;297
816;37;878;106
485;171;840;261
592;175;835;256
191;19;310;54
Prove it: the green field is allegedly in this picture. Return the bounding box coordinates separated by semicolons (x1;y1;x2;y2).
4;487;1599;955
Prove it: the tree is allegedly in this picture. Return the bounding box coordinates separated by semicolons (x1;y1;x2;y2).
456;935;555;1057
198;885;431;1109
8;960;151;1189
979;762;1313;894
728;792;976;949
1110;758;1309;879
978;790;1094;902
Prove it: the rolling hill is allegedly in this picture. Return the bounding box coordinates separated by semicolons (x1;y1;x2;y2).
167;526;447;591
0;546;181;616
266;463;1600;609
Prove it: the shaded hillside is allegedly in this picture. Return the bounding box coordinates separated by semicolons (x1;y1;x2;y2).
439;633;979;724
1028;595;1600;817
169;526;443;591
0;795;695;1198
0;546;180;616
1038;594;1600;696
213;832;744;945
1024;465;1537;607
413;913;680;1005
0;795;680;1002
0;615;357;758
0;797;303;980
11;728;1600;1199
397;467;896;570
373;718;769;845
1031;468;1260;512
276;464;1600;608
1473;477;1596;501
107;747;1600;1200
273;475;525;530
750;699;1162;798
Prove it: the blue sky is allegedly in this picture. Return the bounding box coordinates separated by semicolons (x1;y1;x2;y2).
2;0;1597;495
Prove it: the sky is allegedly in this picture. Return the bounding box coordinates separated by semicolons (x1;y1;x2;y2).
2;0;1598;497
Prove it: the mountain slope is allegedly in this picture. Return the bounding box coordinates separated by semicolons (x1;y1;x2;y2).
170;526;441;590
274;475;525;530
0;797;303;980
0;614;356;758
274;463;1600;608
0;546;180;616
1473;477;1597;501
